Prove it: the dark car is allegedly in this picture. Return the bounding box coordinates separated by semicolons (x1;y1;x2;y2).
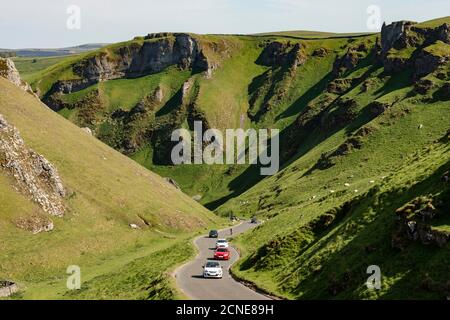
209;230;218;238
250;217;258;224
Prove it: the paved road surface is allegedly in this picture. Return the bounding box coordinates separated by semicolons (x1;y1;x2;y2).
175;221;270;300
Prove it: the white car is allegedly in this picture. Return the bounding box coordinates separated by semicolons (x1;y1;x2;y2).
203;261;223;278
216;239;229;249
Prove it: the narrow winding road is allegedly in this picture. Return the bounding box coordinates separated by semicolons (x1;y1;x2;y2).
175;221;270;300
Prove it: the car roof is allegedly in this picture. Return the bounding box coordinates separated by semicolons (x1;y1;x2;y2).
217;238;227;241
206;261;220;267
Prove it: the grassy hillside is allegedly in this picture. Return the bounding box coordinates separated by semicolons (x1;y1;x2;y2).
12;55;77;83
0;78;223;299
25;33;365;207
216;18;450;298
254;30;373;39
230;137;449;299
12;16;450;300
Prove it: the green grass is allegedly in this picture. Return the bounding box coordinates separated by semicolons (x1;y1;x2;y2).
13;55;76;83
195;38;267;131
219;63;450;299
63;238;195;300
424;41;450;57
415;16;450;28
387;46;417;59
61;66;190;112
254;30;373;39
0;77;223;299
9;16;450;300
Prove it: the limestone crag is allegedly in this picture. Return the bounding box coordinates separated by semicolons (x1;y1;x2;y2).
380;20;417;57
414;49;449;79
380;21;450;76
0;114;66;217
257;41;306;68
51;34;209;96
0;58;36;96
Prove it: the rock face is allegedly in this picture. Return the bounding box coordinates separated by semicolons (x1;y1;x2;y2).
15;214;54;234
379;20;450;76
153;86;164;103
0;114;66;217
393;196;450;249
332;44;368;77
52;34;209;96
414;23;450;45
312;47;328;57
414;50;449;79
257;41;306;68
438;82;450;100
327;78;357;94
414;78;434;94
0;281;18;298
380;21;417;56
0;58;35;95
368;101;390;116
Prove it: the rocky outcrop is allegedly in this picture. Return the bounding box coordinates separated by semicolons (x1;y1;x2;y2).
332;44;368;77
49;34;209;96
380;21;450;76
437;82;450;100
368;101;390;116
0;281;18;298
414;78;434;95
316;136;363;170
312;47;328;57
380;21;417;57
77;33;207;79
414;49;449;79
15;214;54;234
321;98;358;130
384;55;412;74
153;85;164;103
393;196;450;249
327;78;357;94
0;114;66;217
0;58;35;95
257;41;306;68
413;23;450;45
50;79;94;95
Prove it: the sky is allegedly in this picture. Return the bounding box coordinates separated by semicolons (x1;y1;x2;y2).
0;0;449;49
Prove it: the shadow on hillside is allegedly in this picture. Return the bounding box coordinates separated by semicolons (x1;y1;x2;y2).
275;72;333;121
207;55;414;210
155;88;183;117
204;162;266;210
374;69;413;99
279;160;450;299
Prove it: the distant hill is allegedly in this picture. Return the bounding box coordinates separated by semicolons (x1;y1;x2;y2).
252;30;374;39
0;43;108;57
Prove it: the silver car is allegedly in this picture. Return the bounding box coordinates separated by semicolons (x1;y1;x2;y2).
202;261;223;278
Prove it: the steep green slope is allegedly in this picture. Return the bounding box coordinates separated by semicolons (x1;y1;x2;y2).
217;18;450;299
229;135;449;299
0;77;222;299
12;55;77;83
14;17;450;300
25;33;368;207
